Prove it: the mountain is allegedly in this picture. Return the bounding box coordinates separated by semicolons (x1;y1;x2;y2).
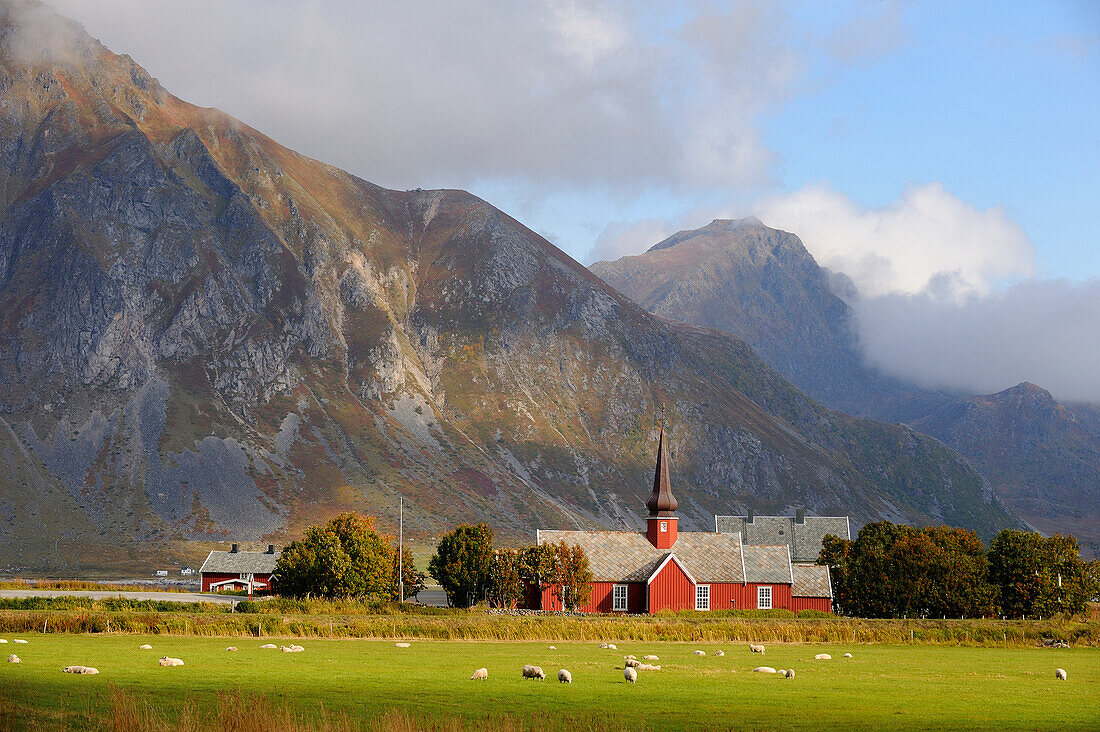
591;219;1099;555
0;2;1019;572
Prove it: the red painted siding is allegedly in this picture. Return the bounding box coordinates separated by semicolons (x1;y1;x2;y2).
540;582;645;613
201;572;271;593
648;558;695;612
791;597;832;613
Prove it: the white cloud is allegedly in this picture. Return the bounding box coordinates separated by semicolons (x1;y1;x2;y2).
587;219;677;264
755;182;1035;298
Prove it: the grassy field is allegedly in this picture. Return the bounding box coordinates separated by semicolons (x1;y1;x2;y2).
1;633;1096;730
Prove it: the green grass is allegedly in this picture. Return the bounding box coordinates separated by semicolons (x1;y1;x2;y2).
1;633;1096;730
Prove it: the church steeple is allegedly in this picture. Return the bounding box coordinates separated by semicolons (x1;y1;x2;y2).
646;428;678;548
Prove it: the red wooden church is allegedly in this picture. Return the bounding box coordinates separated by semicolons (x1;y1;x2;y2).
535;431;833;614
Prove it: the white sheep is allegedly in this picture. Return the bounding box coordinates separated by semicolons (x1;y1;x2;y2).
643;655;659;661
522;665;546;680
138;644;152;650
607;643;618;650
280;645;304;653
226;647;238;652
843;652;853;658
754;666;777;674
395;642;411;648
558;669;572;683
260;644;278;649
785;669;795;679
624;655;636;660
471;668;488;680
713;650;725;656
625;658;640;668
0;639;7;643
548;646;557;650
13;639;27;645
158;657;184;667
598;643;608;648
637;663;661;671
1055;668;1067;681
749;644;765;654
814;653;831;660
693;650;706;656
624;667;637;684
7;654;20;664
63;666;99;675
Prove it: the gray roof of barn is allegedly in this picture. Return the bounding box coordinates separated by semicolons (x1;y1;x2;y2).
538;530;746;584
791;564;832;598
714;515;849;563
199;550;279;575
742;545;793;584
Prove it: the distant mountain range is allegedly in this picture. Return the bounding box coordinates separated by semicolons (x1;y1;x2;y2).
0;2;1021;571
591;219;1100;556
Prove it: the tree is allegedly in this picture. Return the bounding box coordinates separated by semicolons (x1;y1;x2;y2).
989;530;1090;618
392;547;425;601
429;523;493;608
488;549;525;608
274;513;395;599
550;542;592;612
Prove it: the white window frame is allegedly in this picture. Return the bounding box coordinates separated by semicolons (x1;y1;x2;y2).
612;584;628;612
757;585;772;610
695;584;710;611
659;520;668;533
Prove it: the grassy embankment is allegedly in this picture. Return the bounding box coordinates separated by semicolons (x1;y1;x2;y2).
0;634;1096;731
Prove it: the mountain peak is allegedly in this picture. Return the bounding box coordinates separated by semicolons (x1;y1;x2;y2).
647;216;770;253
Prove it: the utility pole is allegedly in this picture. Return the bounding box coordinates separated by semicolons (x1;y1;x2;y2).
398;495;404;604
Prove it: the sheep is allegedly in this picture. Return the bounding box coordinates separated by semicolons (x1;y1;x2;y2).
395;642;411;648
814;653;832;660
637;663;661;671
624;667;637;684
643;655;659;661
158;657;184;667
63;666;99;675
606;643;617;650
749;644;765;655
624;655;636;660
625;659;641;668
7;654;20;664
260;644;278;649
693;650;706;656
226;647;238;652
713;650;725;656
598;643;608;648
754;666;777;674
522;665;546;680
280;645;304;653
138;644;153;650
0;639;7;643
558;669;572;683
548;646;557;650
785;669;795;679
13;639;27;644
843;652;853;658
470;668;488;681
1055;668;1067;681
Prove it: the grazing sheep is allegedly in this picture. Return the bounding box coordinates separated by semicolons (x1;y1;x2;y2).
226;647;238;652
624;655;636;660
548;646;557;650
260;644;278;649
158;657;184;667
607;643;617;650
598;643;608;648
637;663;661;671
843;652;853;658
280;645;304;653
777;669;786;675
785;669;795;679
625;659;641;668
693;650;706;656
714;650;725;656
13;639;27;644
0;639;7;643
138;644;152;650
471;668;488;680
1055;668;1067;681
558;669;572;683
814;653;832;660
643;655;659;661
754;667;777;674
522;665;546;680
63;666;99;675
624;667;637;684
7;654;20;664
395;642;411;648
749;644;765;654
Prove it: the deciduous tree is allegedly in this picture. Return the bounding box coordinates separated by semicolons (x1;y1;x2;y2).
429;523;493;608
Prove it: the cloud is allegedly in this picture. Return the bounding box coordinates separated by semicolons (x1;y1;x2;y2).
44;0;801;192
587;219;677;264
755;182;1035;298
825;2;907;64
854;279;1100;403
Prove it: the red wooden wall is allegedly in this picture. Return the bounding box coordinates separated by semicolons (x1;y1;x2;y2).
201;573;272;593
648;559;695;612
791;596;832;613
540;582;645;613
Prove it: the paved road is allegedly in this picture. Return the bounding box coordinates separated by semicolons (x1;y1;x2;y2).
0;589;237;605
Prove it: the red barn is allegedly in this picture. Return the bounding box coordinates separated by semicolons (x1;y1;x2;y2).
199;544;279;594
534;430;834;614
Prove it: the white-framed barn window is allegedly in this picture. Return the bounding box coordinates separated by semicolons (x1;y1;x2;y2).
695;584;710;611
613;584;628;612
757;585;772;609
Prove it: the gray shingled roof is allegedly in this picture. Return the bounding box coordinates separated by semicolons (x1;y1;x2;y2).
742;545;793;584
714;515;849;563
199;550;279;575
538;530;745;583
791;564;832;598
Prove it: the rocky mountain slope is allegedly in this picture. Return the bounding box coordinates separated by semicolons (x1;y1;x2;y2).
0;2;1019;571
592;219;1099;554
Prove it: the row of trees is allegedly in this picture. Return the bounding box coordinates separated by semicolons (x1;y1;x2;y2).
428;523;592;610
273;513;424;600
820;523;1097;618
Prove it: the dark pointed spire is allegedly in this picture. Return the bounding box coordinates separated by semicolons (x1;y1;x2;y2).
646;428;678;516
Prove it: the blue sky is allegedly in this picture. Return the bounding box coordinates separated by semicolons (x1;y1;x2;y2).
44;0;1100;400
